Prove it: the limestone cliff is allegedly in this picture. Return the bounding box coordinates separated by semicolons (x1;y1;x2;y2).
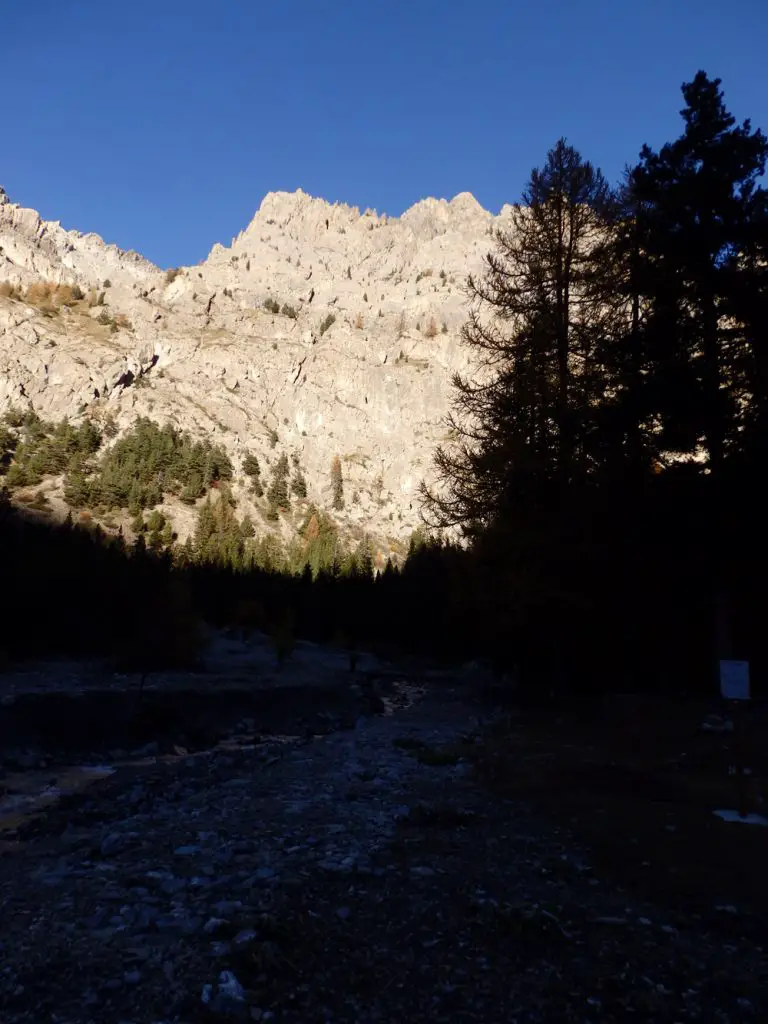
0;185;512;544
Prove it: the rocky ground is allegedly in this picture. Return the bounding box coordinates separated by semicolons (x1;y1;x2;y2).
0;664;766;1023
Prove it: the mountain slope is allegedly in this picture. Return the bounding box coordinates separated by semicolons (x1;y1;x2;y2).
0;185;512;543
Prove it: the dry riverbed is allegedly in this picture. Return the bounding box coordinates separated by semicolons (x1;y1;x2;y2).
0;660;765;1023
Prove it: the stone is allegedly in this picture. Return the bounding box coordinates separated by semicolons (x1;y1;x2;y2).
160;876;187;895
100;832;127;857
202;970;246;1014
204;918;228;934
214;900;243;916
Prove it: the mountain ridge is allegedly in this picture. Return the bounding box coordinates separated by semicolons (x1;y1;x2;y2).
0;185;511;551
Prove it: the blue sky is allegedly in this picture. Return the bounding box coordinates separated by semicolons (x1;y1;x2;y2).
2;0;766;268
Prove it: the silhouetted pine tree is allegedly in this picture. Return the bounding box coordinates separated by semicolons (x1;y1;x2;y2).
630;71;768;477
422;138;614;536
625;72;768;666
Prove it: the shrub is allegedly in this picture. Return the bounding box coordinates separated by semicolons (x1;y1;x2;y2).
281;303;298;319
263;298;280;314
319;313;336;336
102;279;112;288
0;281;20;300
25;282;55;310
146;509;166;533
416;268;433;282
103;416;119;439
55;284;79;307
165;268;181;285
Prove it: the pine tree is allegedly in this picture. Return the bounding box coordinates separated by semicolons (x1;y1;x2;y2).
422;139;613;535
626;72;768;668
356;535;374;579
630;71;768;477
243;453;261;478
330;455;344;510
291;469;307;499
193;497;218;561
267;452;290;515
63;456;91;507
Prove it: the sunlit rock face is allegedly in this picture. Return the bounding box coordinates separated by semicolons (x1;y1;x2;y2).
0;185;514;541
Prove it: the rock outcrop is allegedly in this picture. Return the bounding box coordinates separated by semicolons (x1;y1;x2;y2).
0;185;513;541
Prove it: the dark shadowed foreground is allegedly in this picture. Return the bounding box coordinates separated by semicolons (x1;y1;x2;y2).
1;667;765;1024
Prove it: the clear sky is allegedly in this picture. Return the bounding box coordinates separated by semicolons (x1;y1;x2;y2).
2;0;766;268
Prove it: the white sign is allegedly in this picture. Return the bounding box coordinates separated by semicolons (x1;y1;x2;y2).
720;660;750;701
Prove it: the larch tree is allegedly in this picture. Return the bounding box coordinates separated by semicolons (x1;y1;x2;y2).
421;138;615;537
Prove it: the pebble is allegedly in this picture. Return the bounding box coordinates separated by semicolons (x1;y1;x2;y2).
100;832;127;857
214;899;243;916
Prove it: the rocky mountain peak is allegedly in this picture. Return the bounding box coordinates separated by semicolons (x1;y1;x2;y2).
0;185;509;551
